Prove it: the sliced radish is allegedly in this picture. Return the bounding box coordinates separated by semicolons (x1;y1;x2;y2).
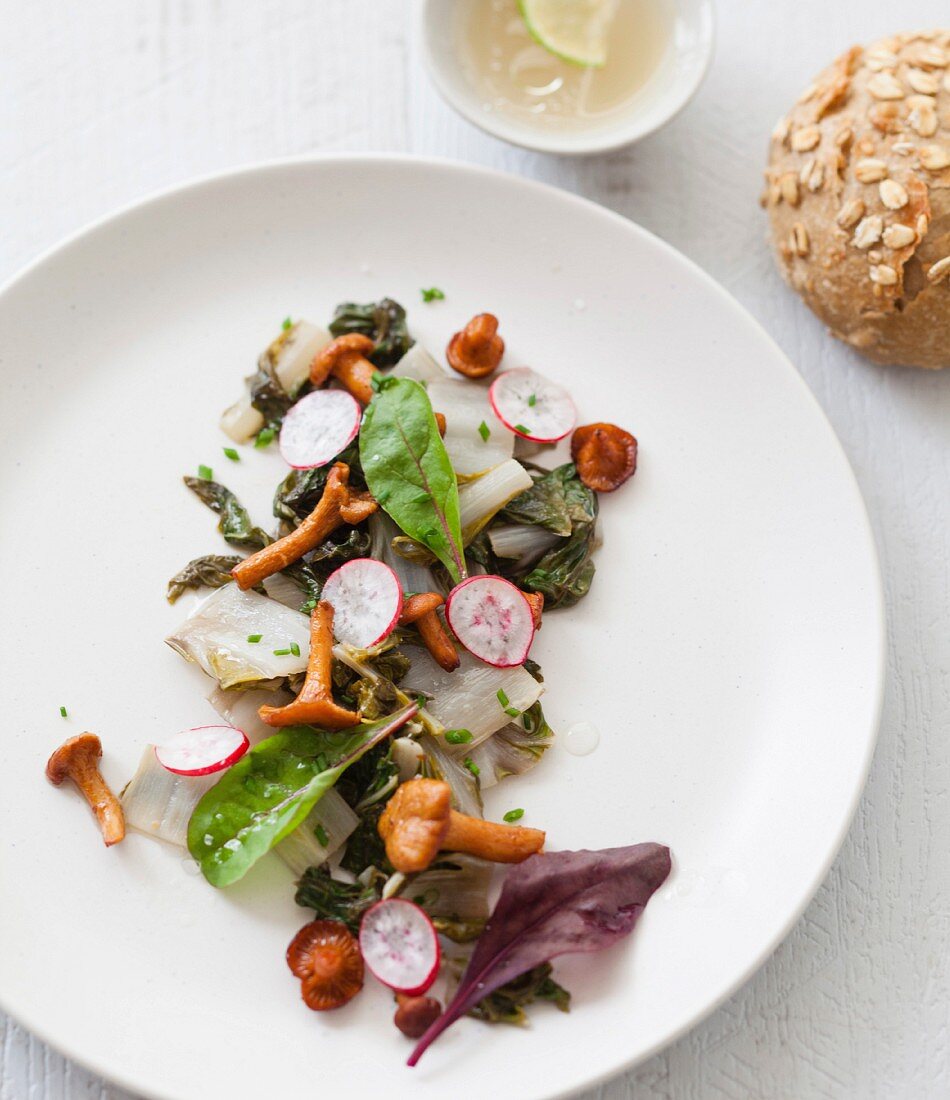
445;575;535;668
155;725;250;777
321;558;403;649
278;389;361;469
488;367;577;443
359;898;441;996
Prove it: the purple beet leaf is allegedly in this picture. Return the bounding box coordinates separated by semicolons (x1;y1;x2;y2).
408;842;671;1066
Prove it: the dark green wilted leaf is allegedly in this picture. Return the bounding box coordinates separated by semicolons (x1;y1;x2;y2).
329;298;413;368
166;554;243;603
295;866;381;933
339;803;392;876
522;525;597;608
248;363;295;427
273;444;364;525
183;476;271;551
469;963;571;1026
335;740;401;875
501;463;595;536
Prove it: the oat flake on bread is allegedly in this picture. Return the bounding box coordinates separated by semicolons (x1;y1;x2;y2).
764;30;950;369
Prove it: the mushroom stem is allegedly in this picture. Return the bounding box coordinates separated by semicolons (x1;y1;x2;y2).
46;733;125;847
442;811;545;864
259;602;360;729
231;463;376;591
333;355;378;405
399;593;459;672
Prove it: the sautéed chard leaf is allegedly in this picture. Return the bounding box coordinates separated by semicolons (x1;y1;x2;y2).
166;553;243;603
183;476;271;550
329;297;413;368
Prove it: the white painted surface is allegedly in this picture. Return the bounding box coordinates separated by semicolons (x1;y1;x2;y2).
0;2;947;1097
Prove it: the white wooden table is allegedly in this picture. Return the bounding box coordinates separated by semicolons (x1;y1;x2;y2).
2;2;949;1097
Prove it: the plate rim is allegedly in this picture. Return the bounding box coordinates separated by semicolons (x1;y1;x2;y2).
0;153;887;1099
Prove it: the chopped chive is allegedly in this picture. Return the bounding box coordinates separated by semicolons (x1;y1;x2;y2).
314;823;329;847
59;705;68;718
421;287;445;302
463;756;480;777
300;598;317;614
246;633;262;644
223;446;240;462
289;641;301;657
255;426;276;448
496;689;510;707
198;464;213;480
370;372;383;393
273;647;292;656
503;808;525;823
282;316;293;331
478;420;491;442
514;424;531;435
444;728;473;745
527;394;537;407
504;706;521;718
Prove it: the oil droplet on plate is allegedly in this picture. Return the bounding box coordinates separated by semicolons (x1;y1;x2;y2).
565;721;599;756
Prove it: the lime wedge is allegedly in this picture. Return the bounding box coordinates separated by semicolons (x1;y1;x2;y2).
518;0;620;68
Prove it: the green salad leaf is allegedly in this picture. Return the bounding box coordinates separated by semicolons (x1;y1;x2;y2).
359;377;466;583
328;297;413;368
187;703;418;887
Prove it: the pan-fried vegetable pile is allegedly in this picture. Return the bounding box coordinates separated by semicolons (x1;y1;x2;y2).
48;297;666;1064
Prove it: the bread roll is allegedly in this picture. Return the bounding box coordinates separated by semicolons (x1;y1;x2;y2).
764;31;950;369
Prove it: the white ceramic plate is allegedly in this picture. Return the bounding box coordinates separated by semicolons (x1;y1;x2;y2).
0;157;883;1100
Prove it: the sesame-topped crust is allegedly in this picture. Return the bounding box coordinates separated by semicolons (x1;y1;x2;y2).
764;30;950;368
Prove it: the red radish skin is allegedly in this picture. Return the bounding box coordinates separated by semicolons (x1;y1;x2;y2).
278;389;362;469
359;899;441;996
488;367;577;443
155;725;250;776
445;576;535;668
321;559;404;649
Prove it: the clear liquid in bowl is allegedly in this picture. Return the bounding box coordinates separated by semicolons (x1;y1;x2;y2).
458;0;672;131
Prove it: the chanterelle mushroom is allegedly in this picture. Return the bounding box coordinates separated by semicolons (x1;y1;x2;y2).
378;778;545;873
446;313;504;379
310;334;380;405
399;592;459;672
231;462;376;591
45;733;125;846
258;601;360;729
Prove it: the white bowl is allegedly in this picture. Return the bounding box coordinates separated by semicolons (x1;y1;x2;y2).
418;0;715;155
